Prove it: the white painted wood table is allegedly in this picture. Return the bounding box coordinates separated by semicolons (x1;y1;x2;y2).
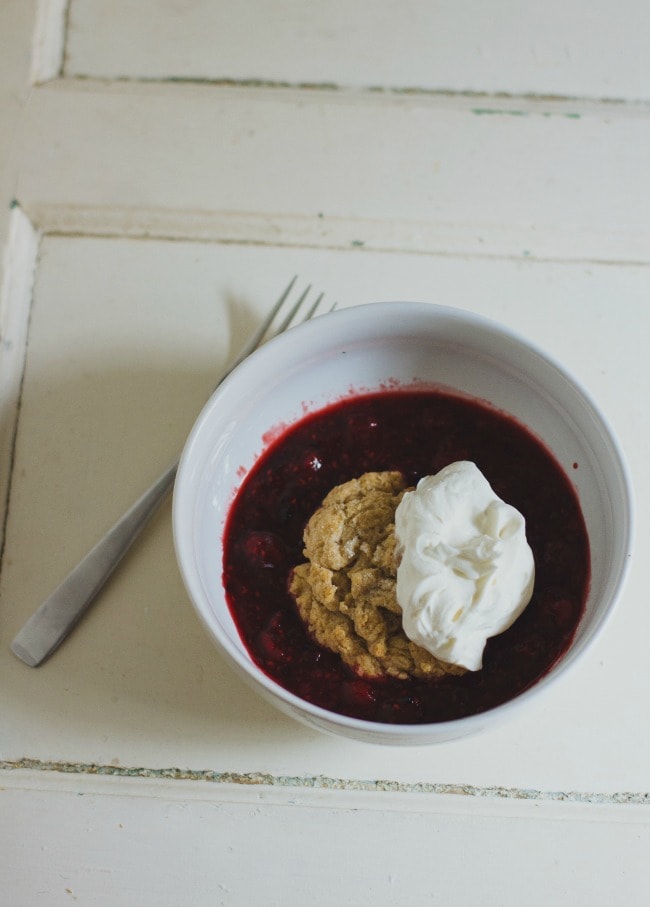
0;2;648;904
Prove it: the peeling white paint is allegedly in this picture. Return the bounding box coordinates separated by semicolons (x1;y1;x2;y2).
2;759;649;806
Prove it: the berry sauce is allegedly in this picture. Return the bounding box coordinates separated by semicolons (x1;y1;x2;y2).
222;390;590;724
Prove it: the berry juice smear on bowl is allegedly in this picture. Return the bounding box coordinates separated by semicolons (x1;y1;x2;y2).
173;303;633;745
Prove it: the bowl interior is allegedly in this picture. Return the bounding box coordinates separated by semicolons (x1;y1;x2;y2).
173;302;632;738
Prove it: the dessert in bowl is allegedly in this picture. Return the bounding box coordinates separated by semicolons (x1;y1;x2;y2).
172;302;633;745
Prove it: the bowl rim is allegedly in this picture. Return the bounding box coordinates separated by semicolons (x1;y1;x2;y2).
173;300;634;739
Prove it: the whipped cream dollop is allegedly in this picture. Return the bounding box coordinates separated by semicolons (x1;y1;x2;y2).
394;461;535;671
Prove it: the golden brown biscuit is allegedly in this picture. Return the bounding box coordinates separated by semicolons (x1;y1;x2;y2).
290;471;465;680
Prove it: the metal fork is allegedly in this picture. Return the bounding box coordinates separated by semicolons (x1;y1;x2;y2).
11;277;329;668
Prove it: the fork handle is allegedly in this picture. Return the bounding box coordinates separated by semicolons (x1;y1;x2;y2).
11;462;178;667
10;277;314;667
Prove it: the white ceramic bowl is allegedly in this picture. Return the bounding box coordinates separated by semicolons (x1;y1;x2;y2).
173;302;633;745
